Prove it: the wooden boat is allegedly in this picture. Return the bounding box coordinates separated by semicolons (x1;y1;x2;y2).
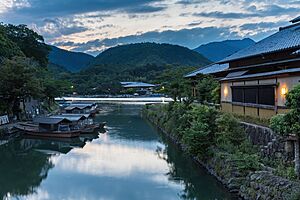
15;124;80;138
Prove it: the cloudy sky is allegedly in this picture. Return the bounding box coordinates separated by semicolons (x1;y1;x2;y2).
1;0;299;56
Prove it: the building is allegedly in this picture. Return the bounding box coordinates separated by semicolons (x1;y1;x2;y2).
63;103;97;114
120;82;156;95
219;17;300;119
186;16;300;119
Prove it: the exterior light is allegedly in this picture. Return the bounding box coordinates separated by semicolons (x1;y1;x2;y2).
71;85;74;89
162;86;165;90
224;87;228;97
281;87;287;96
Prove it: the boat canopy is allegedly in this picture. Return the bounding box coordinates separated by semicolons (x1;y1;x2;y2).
33;117;72;125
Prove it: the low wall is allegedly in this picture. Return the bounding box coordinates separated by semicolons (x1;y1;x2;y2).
241;122;294;162
240;171;300;200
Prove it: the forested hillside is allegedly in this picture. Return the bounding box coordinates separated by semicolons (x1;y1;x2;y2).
48;46;94;72
69;43;211;94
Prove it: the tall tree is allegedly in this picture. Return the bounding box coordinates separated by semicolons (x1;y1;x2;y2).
0;57;42;117
2;24;50;66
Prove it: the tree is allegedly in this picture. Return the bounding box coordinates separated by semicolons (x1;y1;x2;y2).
195;74;220;104
3;24;50;66
0;57;42;117
158;67;196;103
0;25;23;59
270;84;300;177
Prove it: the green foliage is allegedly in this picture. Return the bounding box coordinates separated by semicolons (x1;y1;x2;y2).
181;105;218;158
216;113;245;146
0;25;23;59
270;84;300;136
158;67;196;103
2;24;50;66
229;151;261;172
0;23;72;116
0;57;42;115
275;162;297;180
182;120;214;158
270;114;288;135
196;75;220;104
286;84;300;109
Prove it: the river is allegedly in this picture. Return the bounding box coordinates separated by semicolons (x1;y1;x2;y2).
0;104;234;200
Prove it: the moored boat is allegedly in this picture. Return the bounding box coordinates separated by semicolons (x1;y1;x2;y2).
15;117;81;138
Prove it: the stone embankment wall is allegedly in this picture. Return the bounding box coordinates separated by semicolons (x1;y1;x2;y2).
241;122;294;162
240;171;300;200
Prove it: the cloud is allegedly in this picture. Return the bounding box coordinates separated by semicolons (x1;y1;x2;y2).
37;18;88;39
193;11;258;19
239;21;287;31
2;0;299;55
4;0;165;18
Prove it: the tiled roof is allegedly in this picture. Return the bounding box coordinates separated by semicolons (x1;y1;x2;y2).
184;63;229;78
33;117;71;124
221;67;300;81
219;23;300;63
50;115;86;122
65;105;91;110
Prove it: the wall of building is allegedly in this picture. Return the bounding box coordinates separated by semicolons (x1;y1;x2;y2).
220;75;300;119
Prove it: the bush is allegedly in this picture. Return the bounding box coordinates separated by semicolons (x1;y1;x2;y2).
182;120;213;158
181;105;218;158
270;114;288;135
216;113;245;146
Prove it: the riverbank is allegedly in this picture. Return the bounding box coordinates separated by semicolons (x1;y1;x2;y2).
142;103;300;200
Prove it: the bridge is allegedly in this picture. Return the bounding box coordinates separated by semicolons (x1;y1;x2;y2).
55;96;173;105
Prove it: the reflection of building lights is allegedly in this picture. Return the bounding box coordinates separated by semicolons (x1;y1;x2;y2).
281;87;287;96
224;87;228;96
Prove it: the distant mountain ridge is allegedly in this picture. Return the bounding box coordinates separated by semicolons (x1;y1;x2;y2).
48;46;94;72
89;42;211;68
193;38;255;62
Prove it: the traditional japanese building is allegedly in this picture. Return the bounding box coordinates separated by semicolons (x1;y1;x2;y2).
185;16;300;119
218;17;300;119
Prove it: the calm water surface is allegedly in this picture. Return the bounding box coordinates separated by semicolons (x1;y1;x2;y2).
0;104;234;200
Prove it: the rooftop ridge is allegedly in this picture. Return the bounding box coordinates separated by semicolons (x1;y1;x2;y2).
290;16;300;23
279;21;300;31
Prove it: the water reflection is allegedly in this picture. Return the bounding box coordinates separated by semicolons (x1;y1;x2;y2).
0;104;234;200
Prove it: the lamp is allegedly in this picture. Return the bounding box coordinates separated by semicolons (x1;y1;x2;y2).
224;87;228;97
281;87;287;96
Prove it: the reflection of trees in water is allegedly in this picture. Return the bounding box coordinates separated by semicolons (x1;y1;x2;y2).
155;134;233;200
0;139;54;199
0;136;88;199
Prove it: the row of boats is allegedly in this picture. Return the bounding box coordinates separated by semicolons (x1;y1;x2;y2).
14;103;106;138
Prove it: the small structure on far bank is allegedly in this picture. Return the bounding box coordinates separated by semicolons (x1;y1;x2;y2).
120;82;156;96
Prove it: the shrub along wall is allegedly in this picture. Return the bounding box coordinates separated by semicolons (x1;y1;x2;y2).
142;103;300;199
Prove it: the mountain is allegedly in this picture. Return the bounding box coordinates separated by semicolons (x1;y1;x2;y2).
194;38;255;62
73;42;211;94
89;42;211;67
48;46;94;72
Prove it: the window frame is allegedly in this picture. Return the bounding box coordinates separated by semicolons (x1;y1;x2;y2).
231;84;276;107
